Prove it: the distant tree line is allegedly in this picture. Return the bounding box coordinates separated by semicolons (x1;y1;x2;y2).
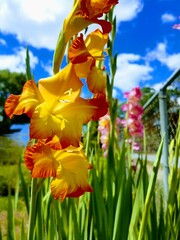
0;69;30;134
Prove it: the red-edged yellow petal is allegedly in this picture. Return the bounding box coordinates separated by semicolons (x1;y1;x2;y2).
29;96;98;149
50;148;92;201
87;66;106;94
63;1;92;43
68;34;94;64
4;80;43;119
45;135;66;150
51;98;98;148
4;94;20;119
68;34;95;78
74;61;94;79
63;0;116;43
30;101;65;140
38;64;83;106
82;0;118;18
85;29;108;58
89;93;109;121
24;143;58;178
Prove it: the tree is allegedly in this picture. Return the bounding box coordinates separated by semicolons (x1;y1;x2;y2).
0;69;29;134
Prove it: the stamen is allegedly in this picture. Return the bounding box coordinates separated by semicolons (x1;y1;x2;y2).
59;99;70;103
64;88;73;95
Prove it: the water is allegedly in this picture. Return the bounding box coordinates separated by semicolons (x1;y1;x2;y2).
5;124;30;146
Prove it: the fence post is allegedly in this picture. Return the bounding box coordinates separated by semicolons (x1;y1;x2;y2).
158;89;169;199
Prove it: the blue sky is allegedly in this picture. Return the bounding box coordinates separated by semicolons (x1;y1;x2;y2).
0;0;180;98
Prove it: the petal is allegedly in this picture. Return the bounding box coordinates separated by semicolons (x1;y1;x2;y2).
68;34;93;64
85;29;108;58
89;93;109;121
68;34;95;78
63;0;115;43
50;148;93;201
51;178;92;201
84;0;118;19
173;23;180;30
52;98;99;148
30;101;65;140
74;61;94;79
93;18;112;34
4;94;20;119
4;80;43;119
30;97;98;149
24;143;59;178
63;0;92;43
38;64;83;105
87;66;106;94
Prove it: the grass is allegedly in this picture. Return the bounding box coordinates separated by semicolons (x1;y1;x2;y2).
0;196;28;240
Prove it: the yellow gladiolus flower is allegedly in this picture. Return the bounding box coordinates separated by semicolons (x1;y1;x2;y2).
64;0;118;42
68;29;108;94
53;0;118;73
5;64;107;149
24;141;93;201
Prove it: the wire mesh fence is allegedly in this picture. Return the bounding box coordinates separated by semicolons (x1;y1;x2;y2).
142;68;180;154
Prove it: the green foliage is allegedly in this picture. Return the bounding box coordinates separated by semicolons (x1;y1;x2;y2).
0;137;31;197
0;120;180;240
0;137;22;165
7;191;16;240
0;165;18;196
140;87;156;106
0;69;29;134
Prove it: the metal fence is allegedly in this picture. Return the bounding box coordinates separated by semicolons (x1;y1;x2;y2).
142;67;180;198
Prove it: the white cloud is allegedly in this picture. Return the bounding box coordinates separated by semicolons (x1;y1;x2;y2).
41;62;53;76
0;0;143;50
151;82;163;91
114;53;153;92
0;47;38;73
0;0;73;50
161;13;176;23
0;38;6;45
114;0;143;23
146;42;180;70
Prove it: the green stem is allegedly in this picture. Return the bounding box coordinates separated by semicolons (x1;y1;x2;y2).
52;28;67;74
27;178;38;240
85;121;93;157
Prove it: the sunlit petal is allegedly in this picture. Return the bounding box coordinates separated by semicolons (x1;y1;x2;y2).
63;0;116;42
89;93;109;120
24;143;59;178
30;101;65;140
5;80;43;119
29;97;99;149
68;34;93;64
38;64;83;105
85;29;108;58
87;66;106;93
50;148;93;201
84;0;118;18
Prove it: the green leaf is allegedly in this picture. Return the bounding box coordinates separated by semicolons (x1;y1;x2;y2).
20;218;26;240
7;190;15;240
138;137;164;240
0;222;2;240
26;47;33;80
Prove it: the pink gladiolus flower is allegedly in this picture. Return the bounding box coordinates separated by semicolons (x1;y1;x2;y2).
121;87;144;152
123;87;142;102
173;16;180;30
173;24;180;30
121;87;144;138
126;139;141;151
98;113;121;157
